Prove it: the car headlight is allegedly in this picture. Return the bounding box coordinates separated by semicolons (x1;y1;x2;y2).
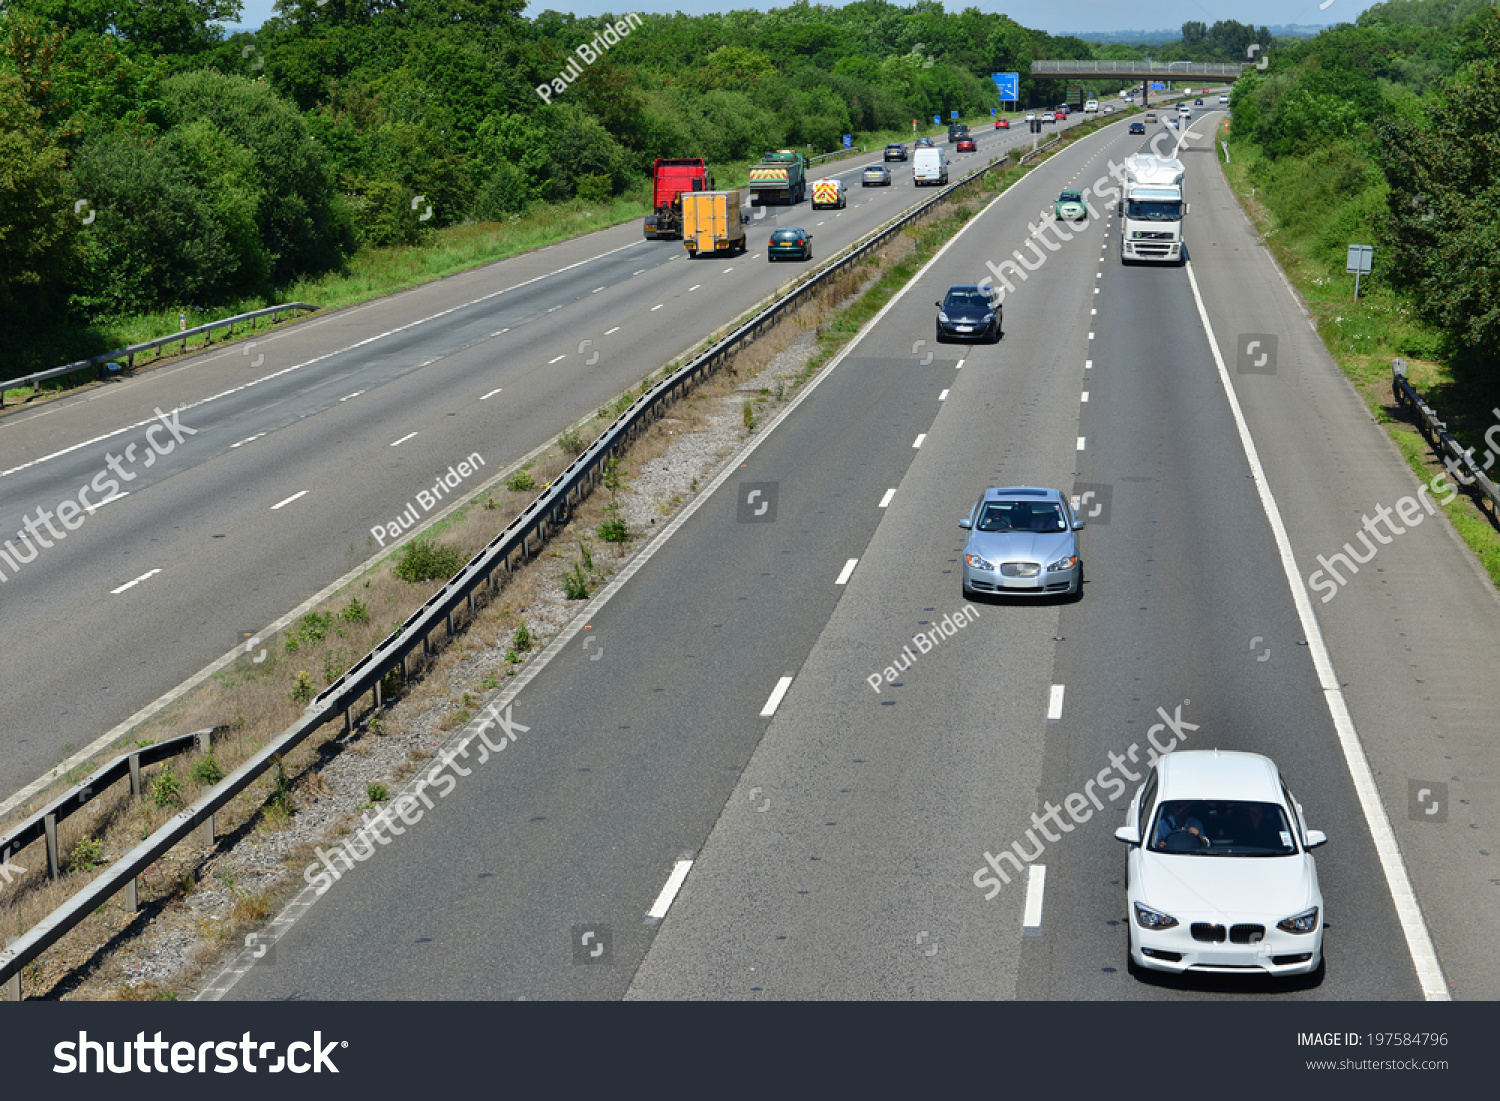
981;312;994;322
1276;907;1320;935
1133;902;1179;930
938;312;950;323
964;552;994;571
1047;555;1077;572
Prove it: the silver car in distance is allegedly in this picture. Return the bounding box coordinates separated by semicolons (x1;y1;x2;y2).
958;486;1084;599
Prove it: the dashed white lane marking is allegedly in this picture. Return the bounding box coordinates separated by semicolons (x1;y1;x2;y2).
390;432;418;447
689;284;701;291
1095;288;1100;294
1022;865;1047;935
83;491;129;515
1085;359;1093;369
939;389;950;400
604;326;620;336
1081;391;1090;402
632;268;646;275
231;433;265;448
1091;309;1097;315
760;676;794;718
548;355;566;364
913;433;927;448
480;388;503;400
646;859;694;920
651;304;664;311
1088;332;1095;340
954;359;966;369
271;490;307;510
723;268;734;274
1076;437;1086;450
835;558;859;585
591;286;605;293
110;569;162;595
1047;684;1065;721
879;489;897;508
339;391;364;402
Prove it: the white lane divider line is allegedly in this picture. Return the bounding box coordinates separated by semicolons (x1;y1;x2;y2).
548;355;566;364
689;284;701;292
760;676;794;718
632;268;646;276
271;490;308;510
231;433;265;449
1088;332;1095;340
339;391;364;402
1085;359;1093;370
546;305;562;313
878;489;897;508
939;389;949;400
954;359;966;370
646;859;694;921
1091;308;1097;315
723;268;734;274
480;388;503;400
1095;288;1100;294
390;432;418;447
591;286;605;294
835;558;859;585
1076;437;1086;450
1022;865;1046;935
83;491;129;515
110;568;161;595
1081;391;1090;402
913;433;926;448
604;326;621;336
1046;684;1065;722
651;303;664;311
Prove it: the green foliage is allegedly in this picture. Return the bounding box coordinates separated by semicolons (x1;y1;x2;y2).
561;560;589;599
341;597;370;624
66;836;104;873
190;753;225;786
0;71;77;309
512;621;532;651
394;537;464;582
506;468;536;492
367;782;389;802
152;770;183;808
290;669;315;702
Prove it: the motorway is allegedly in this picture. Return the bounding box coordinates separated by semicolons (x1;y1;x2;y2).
210;106;1500;1001
0;109;1094;808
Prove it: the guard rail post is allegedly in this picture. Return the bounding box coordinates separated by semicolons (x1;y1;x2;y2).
4;938;16;1001
129;751;143;796
44;813;59;879
194;729;215;847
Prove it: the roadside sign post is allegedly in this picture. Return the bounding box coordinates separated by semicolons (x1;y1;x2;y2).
1346;244;1374;300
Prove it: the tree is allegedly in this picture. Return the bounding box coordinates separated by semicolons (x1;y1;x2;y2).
0;71;77;306
1181;21;1207;45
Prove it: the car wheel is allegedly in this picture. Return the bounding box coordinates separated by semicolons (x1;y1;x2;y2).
805;249;812;261
935;327;947;345
990;320;1001;344
1126;925;1144;978
1070;564;1085;602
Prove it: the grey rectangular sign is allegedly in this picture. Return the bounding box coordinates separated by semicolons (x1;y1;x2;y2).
1345;244;1373;274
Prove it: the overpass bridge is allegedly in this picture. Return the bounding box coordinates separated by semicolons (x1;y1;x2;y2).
1030;60;1247;107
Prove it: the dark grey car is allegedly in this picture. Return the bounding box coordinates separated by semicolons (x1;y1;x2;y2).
936;284;1002;343
958;487;1084;599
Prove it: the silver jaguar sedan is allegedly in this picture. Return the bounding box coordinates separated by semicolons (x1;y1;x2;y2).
958;486;1084;599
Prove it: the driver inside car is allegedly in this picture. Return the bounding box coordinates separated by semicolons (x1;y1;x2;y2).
1153;801;1207;849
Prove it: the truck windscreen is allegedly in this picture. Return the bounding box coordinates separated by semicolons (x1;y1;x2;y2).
1126;200;1182;221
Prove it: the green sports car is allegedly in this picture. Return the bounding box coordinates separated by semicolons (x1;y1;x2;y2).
1054;189;1087;221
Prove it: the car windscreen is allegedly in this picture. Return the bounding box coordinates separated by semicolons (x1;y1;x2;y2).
1058;192;1082;203
770;230;802;241
1149;800;1297;855
976;501;1065;532
1126;200;1182;221
943;291;992;312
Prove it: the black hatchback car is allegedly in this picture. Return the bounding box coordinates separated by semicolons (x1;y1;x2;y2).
936;285;1002;343
884;143;908;161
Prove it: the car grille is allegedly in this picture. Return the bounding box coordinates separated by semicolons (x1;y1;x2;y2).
1230;924;1266;944
1000;563;1040;578
1190;923;1226;943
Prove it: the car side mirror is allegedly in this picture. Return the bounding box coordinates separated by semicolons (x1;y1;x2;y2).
1072;519;1086;530
936;302;943;308
958;518;972;529
1115;826;1141;845
1305;830;1327;849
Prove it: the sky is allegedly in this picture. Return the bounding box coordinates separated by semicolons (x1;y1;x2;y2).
226;0;1372;36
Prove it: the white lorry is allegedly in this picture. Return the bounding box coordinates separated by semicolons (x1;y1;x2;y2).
1117;154;1189;265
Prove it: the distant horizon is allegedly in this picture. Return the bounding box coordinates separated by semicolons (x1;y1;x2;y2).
218;1;1364;37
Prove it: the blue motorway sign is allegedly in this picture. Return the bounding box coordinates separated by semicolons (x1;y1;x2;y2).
991;72;1020;101
951;110;959;120
1150;82;1166;90
843;134;852;147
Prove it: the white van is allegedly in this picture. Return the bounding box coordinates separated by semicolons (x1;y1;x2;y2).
1218;93;1230;105
913;146;948;187
1084;99;1099;113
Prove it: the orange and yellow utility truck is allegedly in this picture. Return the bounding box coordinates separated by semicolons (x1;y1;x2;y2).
682;190;747;257
811;177;846;209
748;150;807;205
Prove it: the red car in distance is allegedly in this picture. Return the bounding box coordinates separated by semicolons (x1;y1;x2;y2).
995;118;1010;129
956;136;976;151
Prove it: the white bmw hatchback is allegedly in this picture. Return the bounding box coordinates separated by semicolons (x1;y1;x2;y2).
1116;750;1327;977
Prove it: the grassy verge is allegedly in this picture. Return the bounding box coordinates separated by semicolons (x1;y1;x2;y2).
1218;130;1500;588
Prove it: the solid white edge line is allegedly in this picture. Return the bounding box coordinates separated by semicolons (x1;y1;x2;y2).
646;859;694;919
193;152;1042;998
834;558;859;585
270;490;308;510
1022;864;1046;933
1046;684;1065;722
1183;259;1450;1001
760;676;794;718
878;488;897;508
